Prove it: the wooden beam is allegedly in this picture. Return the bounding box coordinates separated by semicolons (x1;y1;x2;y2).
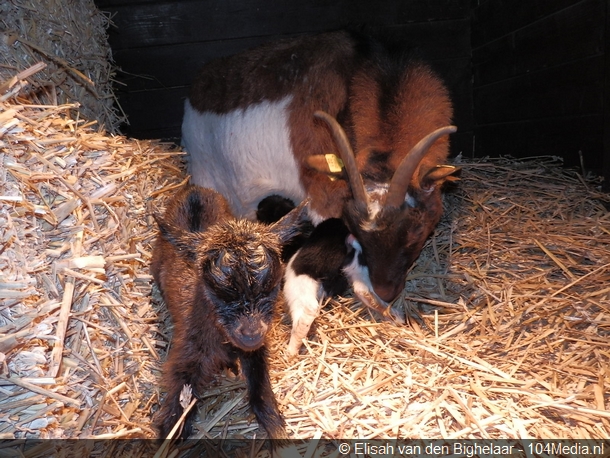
472;0;604;87
471;0;584;47
101;0;470;51
475;115;604;172
473;56;604;124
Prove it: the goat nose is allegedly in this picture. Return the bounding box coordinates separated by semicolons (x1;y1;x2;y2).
375;284;401;303
240;325;260;339
233;320;268;350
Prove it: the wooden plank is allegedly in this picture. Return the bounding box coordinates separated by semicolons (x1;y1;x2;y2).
473;0;604;86
97;0;470;19
348;0;470;27
450;131;474;158
112;35;281;91
473;56;604;124
385;19;471;61
471;0;584;47
97;0;471;16
112;20;471;92
104;1;341;49
127;124;182;142
116;86;187;141
433;58;475;131
474;115;604;173
103;0;469;50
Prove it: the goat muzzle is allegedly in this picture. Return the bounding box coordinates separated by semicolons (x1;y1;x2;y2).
232;319;268;351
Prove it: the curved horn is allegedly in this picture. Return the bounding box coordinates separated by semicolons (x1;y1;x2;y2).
314;111;369;209
384;125;457;208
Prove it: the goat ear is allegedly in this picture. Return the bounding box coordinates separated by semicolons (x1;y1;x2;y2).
269;198;311;245
154;213;199;261
305;154;344;177
421;165;461;189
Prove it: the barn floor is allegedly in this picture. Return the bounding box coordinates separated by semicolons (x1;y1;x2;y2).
1;84;610;457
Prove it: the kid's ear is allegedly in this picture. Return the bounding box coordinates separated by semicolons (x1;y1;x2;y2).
269;198;311;245
154;213;199;262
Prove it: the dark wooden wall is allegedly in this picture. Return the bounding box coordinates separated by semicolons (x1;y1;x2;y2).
95;0;610;184
94;0;473;157
471;0;608;180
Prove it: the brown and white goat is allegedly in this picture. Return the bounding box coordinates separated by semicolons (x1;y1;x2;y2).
151;185;307;440
182;30;458;354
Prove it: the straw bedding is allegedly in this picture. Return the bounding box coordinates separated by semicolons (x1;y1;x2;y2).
1;67;610;455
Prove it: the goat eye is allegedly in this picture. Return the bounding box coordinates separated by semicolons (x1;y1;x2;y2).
211;286;240;304
405;193;417;208
218;251;234;271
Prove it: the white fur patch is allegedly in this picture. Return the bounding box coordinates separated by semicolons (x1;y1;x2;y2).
182;97;306;219
343;237;403;323
365;183;389;221
342;238;376;300
344;237;398;317
307;208;326;226
283;253;324;355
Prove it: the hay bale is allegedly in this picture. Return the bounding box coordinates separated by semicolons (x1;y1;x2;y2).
1;66;184;441
0;0;125;133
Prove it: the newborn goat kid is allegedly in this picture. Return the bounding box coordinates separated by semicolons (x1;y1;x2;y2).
151;185;307;440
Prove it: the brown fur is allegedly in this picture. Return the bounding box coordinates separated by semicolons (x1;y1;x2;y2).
188;31;453;219
151;186;308;442
186;31;456;312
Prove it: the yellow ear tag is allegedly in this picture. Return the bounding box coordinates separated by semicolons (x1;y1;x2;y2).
325;154;344;173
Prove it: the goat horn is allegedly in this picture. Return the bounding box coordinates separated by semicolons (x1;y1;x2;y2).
384;125;457;208
314;111;369;209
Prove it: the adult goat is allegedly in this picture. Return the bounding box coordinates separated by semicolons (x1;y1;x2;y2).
182;30;458;354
